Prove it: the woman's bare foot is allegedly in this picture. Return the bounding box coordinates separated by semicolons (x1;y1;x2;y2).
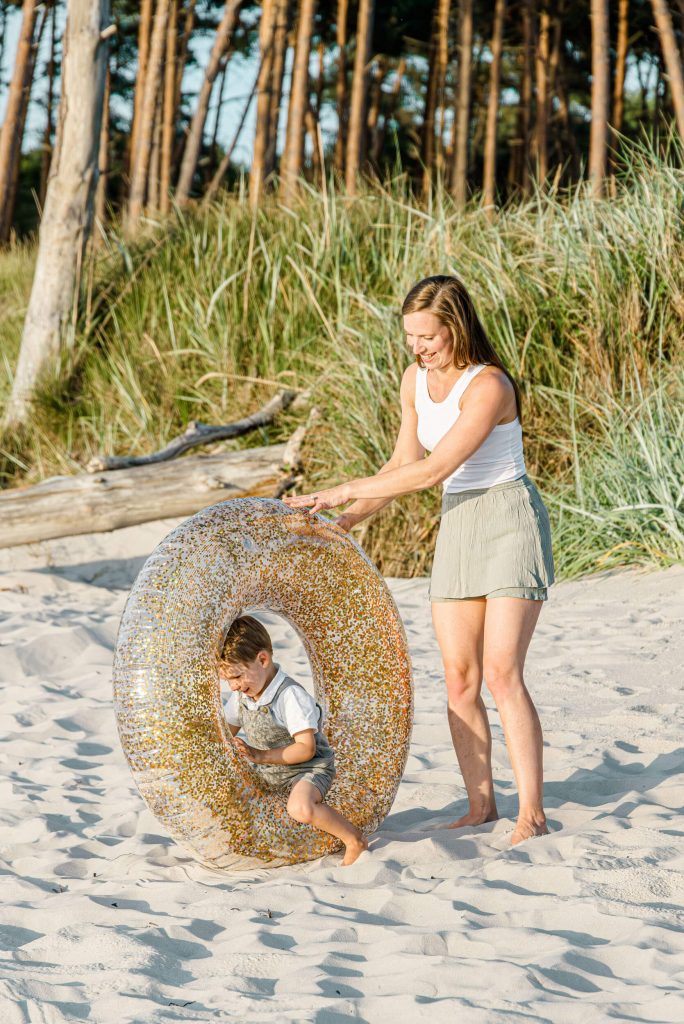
447;806;498;830
342;834;368;865
510;814;549;845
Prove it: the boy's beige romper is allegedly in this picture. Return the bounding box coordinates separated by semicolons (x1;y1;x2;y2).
237;675;336;798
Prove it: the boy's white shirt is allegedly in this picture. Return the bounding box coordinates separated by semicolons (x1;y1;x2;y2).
223;665;320;736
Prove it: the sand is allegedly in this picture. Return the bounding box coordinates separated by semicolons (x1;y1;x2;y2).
1;517;683;1023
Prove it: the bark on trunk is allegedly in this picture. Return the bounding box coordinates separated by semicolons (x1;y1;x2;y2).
334;0;349;174
345;0;376;193
611;0;629;149
589;0;610;197
434;0;451;178
450;0;473;207
160;0;178;213
535;2;550;185
281;0;318;203
129;0;153;179
482;0;506;213
263;0;290;179
422;3;441;193
147;83;163;210
650;0;684;141
507;0;532;191
95;60;111;228
3;0;111;432
249;0;277;206
366;55;386;174
370;57;405;167
39;1;59;207
126;0;170;228
0;0;40;244
176;0;244;206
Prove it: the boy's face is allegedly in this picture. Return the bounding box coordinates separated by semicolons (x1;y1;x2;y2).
219;650;274;699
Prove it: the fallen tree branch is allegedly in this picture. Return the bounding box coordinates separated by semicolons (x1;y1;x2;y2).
86;388;301;472
0;409;318;550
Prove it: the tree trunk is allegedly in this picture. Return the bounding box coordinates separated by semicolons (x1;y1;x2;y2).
434;0;451;178
612;0;628;141
589;0;609;197
535;2;550;185
39;1;59;207
450;0;473;207
95;59;111;228
345;0;376;193
281;0;318;203
365;55;387;174
209;61;229;175
334;0;350;174
174;0;198;113
129;0;153;180
249;0;277;206
160;0;178;214
422;4;441;193
176;0;244;206
508;0;533;193
370;57;405;167
0;0;40;244
482;0;506;213
126;0;170;229
147;83;163;211
263;0;290;179
650;0;684;141
3;0;111;432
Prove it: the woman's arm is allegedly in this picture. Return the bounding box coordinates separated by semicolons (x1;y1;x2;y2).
307;364;426;530
288;371;512;513
234;730;316;765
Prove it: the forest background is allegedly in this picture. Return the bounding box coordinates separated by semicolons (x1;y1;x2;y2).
0;0;682;579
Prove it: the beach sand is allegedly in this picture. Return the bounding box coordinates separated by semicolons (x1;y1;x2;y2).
1;518;683;1022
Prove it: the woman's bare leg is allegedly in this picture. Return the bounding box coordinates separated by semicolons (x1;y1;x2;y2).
431;598;498;826
482;597;548;845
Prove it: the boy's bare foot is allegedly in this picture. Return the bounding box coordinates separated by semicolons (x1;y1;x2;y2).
447;807;498;830
510;815;549;845
342;834;368;865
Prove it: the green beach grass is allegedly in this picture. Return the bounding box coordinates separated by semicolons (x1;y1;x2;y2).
1;149;682;579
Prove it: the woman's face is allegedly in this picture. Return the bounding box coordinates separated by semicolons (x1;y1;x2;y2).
403;311;453;369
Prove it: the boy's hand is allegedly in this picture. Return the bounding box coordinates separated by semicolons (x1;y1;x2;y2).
233;737;264;763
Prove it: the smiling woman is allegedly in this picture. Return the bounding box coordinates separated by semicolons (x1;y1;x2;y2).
285;274;555;846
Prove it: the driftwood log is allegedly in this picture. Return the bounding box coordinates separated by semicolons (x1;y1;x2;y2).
86;389;301;472
0;443;300;550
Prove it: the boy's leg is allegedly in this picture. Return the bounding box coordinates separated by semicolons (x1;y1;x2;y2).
287;780;368;865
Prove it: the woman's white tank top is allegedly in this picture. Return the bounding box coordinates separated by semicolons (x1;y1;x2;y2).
415;363;526;493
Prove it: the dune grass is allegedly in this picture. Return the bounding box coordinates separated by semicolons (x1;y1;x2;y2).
0;148;682;578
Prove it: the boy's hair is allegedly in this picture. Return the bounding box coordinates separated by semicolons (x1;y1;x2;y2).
220;615;273;665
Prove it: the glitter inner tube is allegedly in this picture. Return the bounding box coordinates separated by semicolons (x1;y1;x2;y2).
113;498;413;869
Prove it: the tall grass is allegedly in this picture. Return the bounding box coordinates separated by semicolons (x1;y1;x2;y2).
0;147;682;577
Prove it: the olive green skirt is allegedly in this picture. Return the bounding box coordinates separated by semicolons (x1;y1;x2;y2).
429;474;555;602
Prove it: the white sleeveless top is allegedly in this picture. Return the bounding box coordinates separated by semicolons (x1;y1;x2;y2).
415;363;526;493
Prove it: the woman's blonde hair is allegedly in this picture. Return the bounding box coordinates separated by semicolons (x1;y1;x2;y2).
402;275;522;420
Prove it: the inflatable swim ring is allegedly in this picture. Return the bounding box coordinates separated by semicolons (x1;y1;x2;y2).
113;498;413;869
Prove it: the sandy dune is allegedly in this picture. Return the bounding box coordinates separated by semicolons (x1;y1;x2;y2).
1;518;683;1022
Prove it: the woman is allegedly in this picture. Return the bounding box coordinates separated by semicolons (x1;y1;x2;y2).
284;275;554;845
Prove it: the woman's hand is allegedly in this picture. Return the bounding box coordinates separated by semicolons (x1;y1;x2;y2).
233;737;264;764
283;483;351;516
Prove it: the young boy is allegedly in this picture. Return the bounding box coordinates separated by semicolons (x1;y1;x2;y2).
218;615;368;866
